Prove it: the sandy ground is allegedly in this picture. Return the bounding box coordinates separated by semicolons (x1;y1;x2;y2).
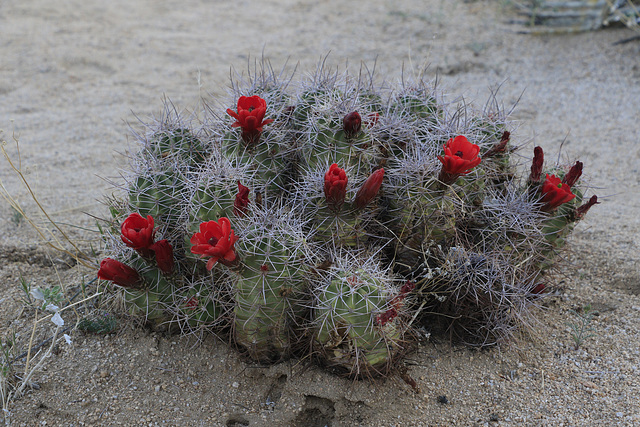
1;0;640;425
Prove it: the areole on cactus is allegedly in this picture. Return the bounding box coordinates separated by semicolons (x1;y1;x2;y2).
99;62;598;380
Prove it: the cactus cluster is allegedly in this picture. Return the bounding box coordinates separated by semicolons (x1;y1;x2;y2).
98;63;597;377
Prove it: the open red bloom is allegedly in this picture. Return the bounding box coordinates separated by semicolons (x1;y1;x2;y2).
324;163;348;211
226;96;273;145
343;111;362;139
540;174;576;212
437;135;481;184
233;181;250;217
121;213;155;256
97;258;142;289
190;218;239;270
353;168;384;210
150;239;174;274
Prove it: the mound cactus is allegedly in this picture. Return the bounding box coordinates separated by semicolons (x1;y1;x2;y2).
97;62;597;378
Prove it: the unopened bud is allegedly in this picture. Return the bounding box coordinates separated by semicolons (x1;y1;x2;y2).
343;111;362;139
353;168;384;210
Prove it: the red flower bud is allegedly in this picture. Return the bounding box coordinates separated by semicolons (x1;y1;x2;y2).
233;181;250;217
574;195;599;220
376;307;398;326
437;136;481;184
190;218;239;270
353;168;384;210
389;280;415;310
365;112;380;128
324;163;348;211
97;258;142;289
540;174;576;212
343;111;362;139
528;146;544;184
185;297;199;310
399;280;415;296
150;239;174;274
121;213;155;257
531;283;546;295
563;161;583;187
226;96;274;146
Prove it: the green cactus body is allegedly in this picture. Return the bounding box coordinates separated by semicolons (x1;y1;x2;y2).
121;257;175;327
148;128;207;166
387;176;456;274
179;277;226;328
222;129;290;195
394;91;440;120
538;188;583;270
100;64;597;373
310;203;368;248
314;264;406;377
232;221;307;363
129;171;185;228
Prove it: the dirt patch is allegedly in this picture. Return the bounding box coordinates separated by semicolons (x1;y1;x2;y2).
1;0;640;425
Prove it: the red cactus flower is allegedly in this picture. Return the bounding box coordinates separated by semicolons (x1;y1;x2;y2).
190;218;239;270
563;161;583;187
150;239;174;274
233;181;250;217
531;283;546;295
528;146;544;184
389;280;415;311
343;111;362;139
353;168;384;210
226;95;274;145
365;112;380;128
185;297;199;310
97;258;142;289
324;163;348;211
376;307;398;327
121;213;155;257
399;280;415;297
540;174;576;212
437;135;481;184
574;195;599;220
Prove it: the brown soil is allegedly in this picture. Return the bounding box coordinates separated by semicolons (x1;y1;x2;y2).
1;1;639;425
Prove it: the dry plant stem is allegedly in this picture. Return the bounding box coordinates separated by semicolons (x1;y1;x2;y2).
23;309;38;376
1;290;102;424
15;325;61;397
0;134;93;269
606;0;640;31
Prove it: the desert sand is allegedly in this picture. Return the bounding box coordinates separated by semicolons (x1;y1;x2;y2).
1;0;639;425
